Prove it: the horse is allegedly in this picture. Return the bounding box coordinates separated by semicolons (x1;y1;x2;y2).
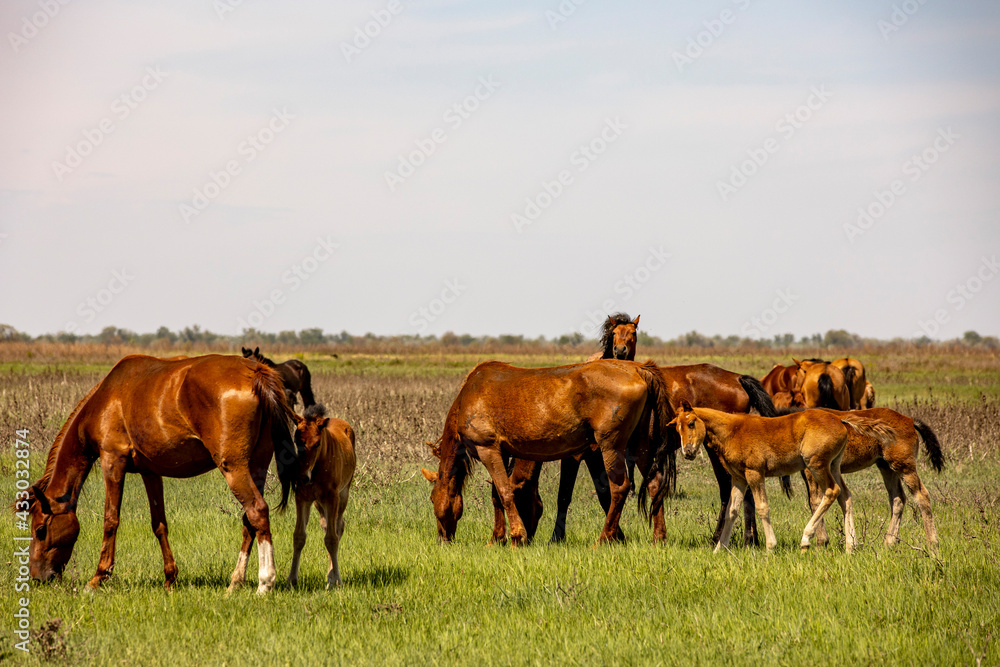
831;358;868;409
793;358;851;410
799;407;942;552
26;355;300;594
242;346;316;408
760;363;798;396
504;363;779;547
586;313;640;362
862;381;876;408
655;401;858;553
420;359;670;546
286;404;357;590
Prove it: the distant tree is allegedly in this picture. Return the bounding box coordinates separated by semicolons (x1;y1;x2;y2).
299;328;325;345
963;330;982;346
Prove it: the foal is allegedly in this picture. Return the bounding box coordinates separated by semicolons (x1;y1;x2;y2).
664;401;857;553
286;405;356;589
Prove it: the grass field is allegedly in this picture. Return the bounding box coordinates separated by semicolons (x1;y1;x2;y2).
1;349;998;665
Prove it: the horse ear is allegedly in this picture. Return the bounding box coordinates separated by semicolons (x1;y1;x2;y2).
425;440;441;459
254;347;260;356
632;314;640;327
666;416;677;428
420;468;438;484
792;358;802;367
680;400;693;412
31;485;51;515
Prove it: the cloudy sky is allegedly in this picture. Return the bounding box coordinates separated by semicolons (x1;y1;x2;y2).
2;0;998;340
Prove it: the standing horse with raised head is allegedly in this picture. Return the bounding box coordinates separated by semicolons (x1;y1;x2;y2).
421;359;670;546
286;404;357;589
653;401;857;553
26;355;300;593
242;346;316;408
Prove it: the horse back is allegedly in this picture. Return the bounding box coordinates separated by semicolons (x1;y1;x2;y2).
659;363;748;413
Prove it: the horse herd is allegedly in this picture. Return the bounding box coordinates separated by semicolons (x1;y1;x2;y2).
21;315;944;595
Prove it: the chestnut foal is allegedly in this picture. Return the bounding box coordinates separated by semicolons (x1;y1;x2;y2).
661;401;858;553
286;405;357;589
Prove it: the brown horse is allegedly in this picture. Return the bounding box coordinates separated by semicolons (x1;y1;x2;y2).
761;363;798;396
658;401;857;553
242;346;316;408
26;355;300;593
862;381;876;408
586;313;640;361
286;404;357;589
800;407;942;551
831;357;867;409
793;358;851;410
420;359;669;546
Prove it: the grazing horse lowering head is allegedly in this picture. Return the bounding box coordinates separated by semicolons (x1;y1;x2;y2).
420;439;469;544
669;401;707;461
27;486;81;581
600;313;640;360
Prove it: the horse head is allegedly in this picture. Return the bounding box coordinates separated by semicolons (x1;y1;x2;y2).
292;404;330;484
601;313;640;360
27;485;81;581
420;438;465;544
668;400;706;461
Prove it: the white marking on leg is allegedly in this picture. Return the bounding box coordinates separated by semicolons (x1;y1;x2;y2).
257;540;275;594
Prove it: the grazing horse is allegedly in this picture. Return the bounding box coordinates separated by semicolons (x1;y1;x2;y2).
801;407;942;552
286;405;357;589
793;359;850;410
26;355;300;594
761;363;798;396
831;358;868;409
420;359;670;546
242;346;315;408
862;381;876;409
656;401;857;553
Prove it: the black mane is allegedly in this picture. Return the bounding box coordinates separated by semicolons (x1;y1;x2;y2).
599;313;636;359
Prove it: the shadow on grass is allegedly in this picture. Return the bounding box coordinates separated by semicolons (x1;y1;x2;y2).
344;565;409;589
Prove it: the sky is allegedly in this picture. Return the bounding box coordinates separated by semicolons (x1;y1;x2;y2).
1;0;998;341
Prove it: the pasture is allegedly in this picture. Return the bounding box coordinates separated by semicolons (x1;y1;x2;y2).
1;348;999;665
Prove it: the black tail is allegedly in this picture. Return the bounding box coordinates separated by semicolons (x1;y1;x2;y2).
842;365;856;390
298;367;316;408
816;373;839;409
636;361;676;520
739;375;777;418
914;420;945;473
253;364;300;512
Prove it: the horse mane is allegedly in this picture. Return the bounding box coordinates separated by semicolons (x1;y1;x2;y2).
598;312;635;359
840;414;896;448
35;380;103;493
253;349;277;368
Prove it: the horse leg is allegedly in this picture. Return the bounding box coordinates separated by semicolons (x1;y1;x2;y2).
705;446;731;545
802;468;829;547
583;448;621;541
286;498;311;588
477;448;528;546
745;470;777;552
800;461;840;553
900;469;939;552
331;484;351;586
596;447;630;545
323;492;343;589
489;480;508;546
550;457;580;543
511;459;541;543
87;453;128;590
299;369;316;408
714;479;747;554
140;473;178;590
830;457;855;553
877;463;905;547
223;468;276;594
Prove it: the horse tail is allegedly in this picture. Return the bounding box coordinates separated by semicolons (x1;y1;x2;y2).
253;363;299;512
842;364;856;392
636;361;675;520
914;420;945;473
739;375;777;417
816;373;840;409
298;365;316;408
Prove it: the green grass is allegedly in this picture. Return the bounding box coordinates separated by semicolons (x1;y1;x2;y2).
1;350;998;664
